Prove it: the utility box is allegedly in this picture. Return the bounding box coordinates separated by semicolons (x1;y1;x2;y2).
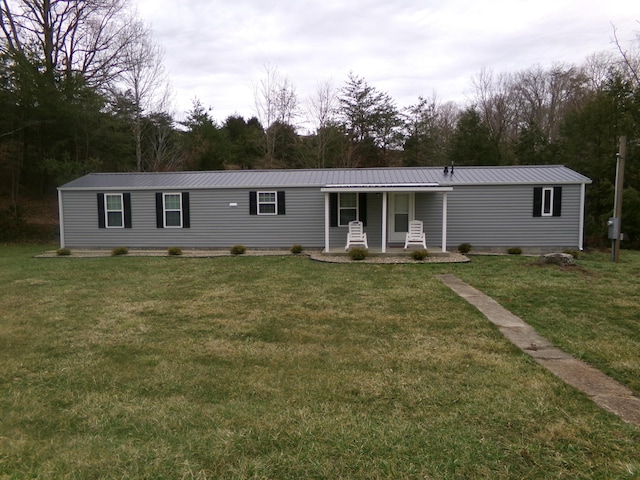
607;217;620;240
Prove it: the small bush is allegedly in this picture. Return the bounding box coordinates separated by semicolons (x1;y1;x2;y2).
410;249;429;261
168;246;183;256
458;243;472;254
111;246;129;256
507;247;522;255
348;247;368;261
290;244;303;254
563;249;580;259
56;248;71;256
230;244;246;255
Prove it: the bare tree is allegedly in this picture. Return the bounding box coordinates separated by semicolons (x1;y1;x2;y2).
403;95;459;166
306;79;338;167
583;51;617;91
513;64;588;142
1;0;145;88
252;64;299;166
471;68;519;156
612;24;640;86
115;23;171;171
144;112;183;172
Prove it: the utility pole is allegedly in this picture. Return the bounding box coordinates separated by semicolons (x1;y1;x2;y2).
612;136;626;262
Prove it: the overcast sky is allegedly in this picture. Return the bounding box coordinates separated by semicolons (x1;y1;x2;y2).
132;0;639;125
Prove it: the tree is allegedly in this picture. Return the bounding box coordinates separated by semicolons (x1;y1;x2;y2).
1;0;144;88
448;107;498;165
220;115;264;169
305;79;339;168
115;22;170;171
0;0;148;202
143;112;182;172
403;96;459;166
471;68;518;163
338;72;402;167
180;99;224;171
252;64;299;166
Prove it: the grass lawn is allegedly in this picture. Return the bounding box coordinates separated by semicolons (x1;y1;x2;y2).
1;246;638;479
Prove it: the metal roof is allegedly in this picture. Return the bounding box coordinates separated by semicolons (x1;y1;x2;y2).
58;165;592;191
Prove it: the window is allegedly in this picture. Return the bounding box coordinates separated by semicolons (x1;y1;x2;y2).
155;192;190;228
258;191;277;215
97;193;131;229
339;193;358;226
105;194;124;228
533;186;561;217
542;188;553;216
249;191;285;215
163;193;182;227
329;192;367;227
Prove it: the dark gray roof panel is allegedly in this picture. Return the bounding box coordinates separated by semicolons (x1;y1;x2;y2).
59;165;592;190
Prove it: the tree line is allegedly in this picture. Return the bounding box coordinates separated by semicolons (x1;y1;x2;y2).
1;1;639;246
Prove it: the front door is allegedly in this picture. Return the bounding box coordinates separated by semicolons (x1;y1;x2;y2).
388;193;413;243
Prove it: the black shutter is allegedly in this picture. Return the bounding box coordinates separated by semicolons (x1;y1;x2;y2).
97;193;105;228
155;193;164;228
329;193;338;227
533;187;542;217
123;193;132;228
182;192;190;228
358;193;367;227
553;186;562;217
249;191;257;215
277;191;285;215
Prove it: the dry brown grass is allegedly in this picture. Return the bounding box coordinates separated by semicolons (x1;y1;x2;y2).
0;247;638;479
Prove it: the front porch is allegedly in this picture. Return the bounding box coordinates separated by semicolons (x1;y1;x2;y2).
321;184;454;254
313;248;469;264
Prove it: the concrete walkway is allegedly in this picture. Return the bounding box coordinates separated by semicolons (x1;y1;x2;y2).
437;274;640;427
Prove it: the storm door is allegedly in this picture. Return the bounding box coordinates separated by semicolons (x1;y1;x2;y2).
388;193;414;243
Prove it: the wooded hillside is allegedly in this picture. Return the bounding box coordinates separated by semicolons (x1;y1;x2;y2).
1;2;638;246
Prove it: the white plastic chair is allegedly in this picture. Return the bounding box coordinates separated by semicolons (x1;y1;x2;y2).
345;220;368;250
404;220;427;249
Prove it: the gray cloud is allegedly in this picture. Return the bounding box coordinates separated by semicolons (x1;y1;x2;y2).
134;0;639;122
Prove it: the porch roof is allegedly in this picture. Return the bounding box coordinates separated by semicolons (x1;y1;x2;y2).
320;184;453;192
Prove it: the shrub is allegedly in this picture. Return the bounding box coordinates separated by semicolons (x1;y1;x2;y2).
458;243;472;254
230;244;246;255
111;246;129;256
348;247;368;261
507;247;522;255
168;246;183;256
290;244;303;254
563;249;580;259
56;248;71;256
410;249;429;261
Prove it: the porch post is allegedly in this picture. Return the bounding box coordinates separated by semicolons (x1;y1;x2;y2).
381;191;388;253
441;192;448;252
578;183;586;250
324;192;330;252
57;189;65;248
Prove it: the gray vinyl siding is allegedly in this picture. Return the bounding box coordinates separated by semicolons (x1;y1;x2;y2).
416;192;444;249
60;177;586;251
61;188;326;249
328;193;384;249
443;184;582;249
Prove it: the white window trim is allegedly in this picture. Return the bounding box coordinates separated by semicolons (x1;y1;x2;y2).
541;187;553;217
338;192;359;227
163;193;183;228
105;193;124;228
257;191;277;215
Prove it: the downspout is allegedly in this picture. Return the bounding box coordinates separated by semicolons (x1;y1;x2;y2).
381;191;388;253
57;189;65;248
441;192;448;252
324;192;330;253
578;183;586;250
